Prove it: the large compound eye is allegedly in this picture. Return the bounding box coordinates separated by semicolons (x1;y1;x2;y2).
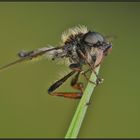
84;32;104;45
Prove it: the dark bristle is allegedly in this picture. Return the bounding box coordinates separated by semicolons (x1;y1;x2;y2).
64;33;84;44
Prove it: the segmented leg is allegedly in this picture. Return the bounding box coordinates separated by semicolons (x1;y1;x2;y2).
48;71;83;99
70;72;84;98
48;63;84;99
48;70;75;93
77;50;104;85
70;63;102;86
47;59;105;99
70;63;98;86
91;45;112;84
81;71;97;85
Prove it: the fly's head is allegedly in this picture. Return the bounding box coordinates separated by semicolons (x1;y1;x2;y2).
82;31;112;61
83;31;112;53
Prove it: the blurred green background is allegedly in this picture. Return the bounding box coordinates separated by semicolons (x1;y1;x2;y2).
0;2;140;138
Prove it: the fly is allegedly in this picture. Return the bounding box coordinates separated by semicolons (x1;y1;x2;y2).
0;25;112;99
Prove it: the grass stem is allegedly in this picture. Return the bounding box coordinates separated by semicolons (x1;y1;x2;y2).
65;66;100;138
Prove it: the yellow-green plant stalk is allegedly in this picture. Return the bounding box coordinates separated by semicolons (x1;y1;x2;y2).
65;66;100;138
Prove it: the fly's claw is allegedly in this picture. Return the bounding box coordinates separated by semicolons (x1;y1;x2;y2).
96;78;104;85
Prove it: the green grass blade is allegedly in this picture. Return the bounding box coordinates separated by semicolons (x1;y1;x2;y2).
65;66;100;138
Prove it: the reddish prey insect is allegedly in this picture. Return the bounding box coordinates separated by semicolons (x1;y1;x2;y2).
0;25;112;99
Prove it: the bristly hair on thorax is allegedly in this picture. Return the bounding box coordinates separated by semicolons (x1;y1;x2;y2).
61;25;88;44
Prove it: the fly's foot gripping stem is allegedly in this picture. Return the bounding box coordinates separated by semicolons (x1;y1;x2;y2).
96;77;104;85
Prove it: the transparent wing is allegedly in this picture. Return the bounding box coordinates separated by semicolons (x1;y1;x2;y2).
0;46;63;72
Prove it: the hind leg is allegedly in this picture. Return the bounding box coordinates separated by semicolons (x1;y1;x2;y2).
70;72;84;99
48;72;83;99
48;63;83;99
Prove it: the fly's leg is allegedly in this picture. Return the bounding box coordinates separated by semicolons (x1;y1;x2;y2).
70;72;84;99
70;63;98;86
47;62;102;99
92;45;112;84
49;90;82;99
80;70;97;85
69;63;81;71
48;71;83;99
48;70;81;99
77;50;104;85
47;63;82;99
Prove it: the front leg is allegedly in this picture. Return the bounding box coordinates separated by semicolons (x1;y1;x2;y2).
77;50;104;85
74;68;102;86
70;63;99;86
